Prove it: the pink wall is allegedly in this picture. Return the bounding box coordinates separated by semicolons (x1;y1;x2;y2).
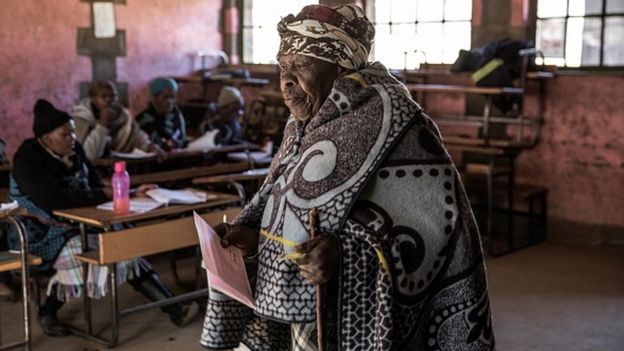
515;75;624;227
418;73;624;229
0;0;222;157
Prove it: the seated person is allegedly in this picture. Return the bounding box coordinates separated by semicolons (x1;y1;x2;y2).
72;81;163;160
9;99;198;336
136;77;187;151
201;86;245;146
0;136;14;301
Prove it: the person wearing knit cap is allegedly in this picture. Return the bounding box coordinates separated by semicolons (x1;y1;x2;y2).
71;81;164;161
9;99;198;336
200;85;245;145
201;4;494;351
136;77;187;151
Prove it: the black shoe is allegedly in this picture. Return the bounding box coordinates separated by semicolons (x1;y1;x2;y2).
168;301;200;328
38;314;70;337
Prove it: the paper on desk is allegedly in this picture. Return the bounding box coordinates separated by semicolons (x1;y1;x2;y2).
96;198;163;213
0;201;18;212
227;151;272;164
146;188;211;205
193;212;254;309
185;130;220;151
110;148;157;159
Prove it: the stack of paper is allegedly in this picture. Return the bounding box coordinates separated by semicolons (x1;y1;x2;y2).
227;151;272;164
193;212;255;308
110;148;156;159
185;130;220;151
0;201;18;212
146;188;209;205
96;198;163;213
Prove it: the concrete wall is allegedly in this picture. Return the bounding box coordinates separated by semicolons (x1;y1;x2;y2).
0;0;222;157
516;75;624;238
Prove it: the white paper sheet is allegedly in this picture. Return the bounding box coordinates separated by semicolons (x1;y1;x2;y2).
96;198;163;213
110;148;156;159
146;188;212;205
185;130;220;151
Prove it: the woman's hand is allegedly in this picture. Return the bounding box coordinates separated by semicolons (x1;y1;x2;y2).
214;223;259;257
148;144;167;162
292;235;339;285
134;184;158;198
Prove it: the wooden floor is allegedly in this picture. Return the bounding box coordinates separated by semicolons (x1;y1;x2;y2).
1;243;623;350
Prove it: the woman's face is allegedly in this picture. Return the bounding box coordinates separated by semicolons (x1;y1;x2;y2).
153;89;177;115
42;120;76;156
278;54;340;122
92;85;118;110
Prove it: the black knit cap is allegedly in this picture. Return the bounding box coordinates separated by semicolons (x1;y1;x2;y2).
33;99;72;137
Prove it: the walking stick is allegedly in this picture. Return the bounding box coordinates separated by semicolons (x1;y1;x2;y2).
308;207;325;351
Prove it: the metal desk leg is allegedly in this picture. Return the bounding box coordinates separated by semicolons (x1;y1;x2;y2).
506;157;516;251
8;216;31;351
109;264;119;348
79;223;93;335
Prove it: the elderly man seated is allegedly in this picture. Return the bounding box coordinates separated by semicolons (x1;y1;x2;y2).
200;4;494;351
9;100;198;336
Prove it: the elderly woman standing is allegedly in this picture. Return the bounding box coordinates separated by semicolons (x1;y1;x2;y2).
201;5;494;351
10;100;198;337
136;77;187;151
72;80;163;160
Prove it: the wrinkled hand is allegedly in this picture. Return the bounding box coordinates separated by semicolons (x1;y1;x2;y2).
292;235;339;285
134;184;158;198
214;223;258;257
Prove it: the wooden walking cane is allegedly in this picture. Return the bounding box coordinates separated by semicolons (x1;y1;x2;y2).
308;207;325;351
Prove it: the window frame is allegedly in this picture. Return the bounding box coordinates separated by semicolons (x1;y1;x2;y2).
535;0;624;70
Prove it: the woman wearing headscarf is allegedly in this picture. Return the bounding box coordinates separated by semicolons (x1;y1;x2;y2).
136;77;187;151
71;80;163;160
200;85;246;145
9;100;198;336
200;4;494;351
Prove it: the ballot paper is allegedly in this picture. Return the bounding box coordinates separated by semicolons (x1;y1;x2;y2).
146;188;210;205
193;212;255;309
110;148;156;159
96;198;163;213
185;130;220;151
227;151;272;164
0;201;19;212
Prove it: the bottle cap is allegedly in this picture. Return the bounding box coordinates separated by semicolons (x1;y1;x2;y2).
114;161;126;173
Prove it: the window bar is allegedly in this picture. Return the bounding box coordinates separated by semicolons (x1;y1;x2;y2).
563;0;569;67
599;0;607;65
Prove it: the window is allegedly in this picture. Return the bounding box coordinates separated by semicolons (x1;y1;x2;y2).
242;0;319;64
536;0;624;67
368;0;472;69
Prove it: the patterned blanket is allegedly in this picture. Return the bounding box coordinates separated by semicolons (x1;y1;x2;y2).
201;62;494;350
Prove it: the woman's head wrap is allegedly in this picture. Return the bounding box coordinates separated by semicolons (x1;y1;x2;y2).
149;77;178;96
277;4;375;70
217;86;244;107
33;99;72;137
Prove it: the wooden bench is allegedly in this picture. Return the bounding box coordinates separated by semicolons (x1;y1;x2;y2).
71;207;240;348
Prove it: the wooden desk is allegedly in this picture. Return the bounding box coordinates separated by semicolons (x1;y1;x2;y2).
53;191;240;347
0;253;42;273
53;191;239;228
406;83;524;95
111;161;251;186
192;167;270;185
171;74;270;87
92;144;260;168
192;168;270;204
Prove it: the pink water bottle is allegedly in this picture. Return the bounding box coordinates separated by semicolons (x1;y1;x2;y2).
112;161;130;214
